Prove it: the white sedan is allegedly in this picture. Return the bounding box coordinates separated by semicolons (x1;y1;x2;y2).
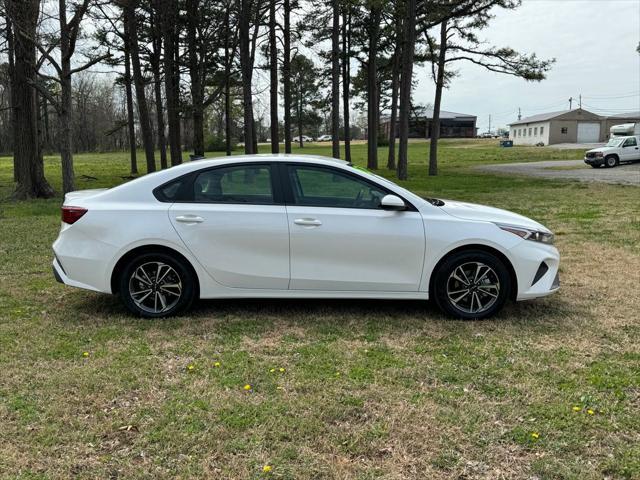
53;155;560;320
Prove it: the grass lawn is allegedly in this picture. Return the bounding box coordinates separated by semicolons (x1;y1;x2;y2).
1;139;639;479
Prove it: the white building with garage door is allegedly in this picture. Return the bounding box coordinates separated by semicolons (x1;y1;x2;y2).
508;108;624;145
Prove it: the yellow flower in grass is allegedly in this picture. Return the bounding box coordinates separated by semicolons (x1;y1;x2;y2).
572;406;581;412
82;351;89;358
214;361;221;368
279;368;285;373
334;372;341;377
269;368;276;373
243;384;252;391
187;364;195;372
531;432;540;440
262;465;272;473
587;409;595;415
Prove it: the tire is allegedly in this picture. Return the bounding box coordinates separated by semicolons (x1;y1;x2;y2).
432;250;511;320
119;252;196;318
605;155;619;168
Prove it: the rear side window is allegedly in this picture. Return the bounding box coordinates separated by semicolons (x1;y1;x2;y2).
156;179;185;202
193;165;274;204
623;137;637;147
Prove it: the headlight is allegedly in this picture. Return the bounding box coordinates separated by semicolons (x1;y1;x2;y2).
594;152;604;157
496;223;554;245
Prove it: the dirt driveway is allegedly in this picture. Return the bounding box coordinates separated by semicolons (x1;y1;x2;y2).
478;159;640;186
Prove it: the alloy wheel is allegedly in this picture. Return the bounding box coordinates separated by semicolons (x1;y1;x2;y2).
128;261;183;314
446;261;500;314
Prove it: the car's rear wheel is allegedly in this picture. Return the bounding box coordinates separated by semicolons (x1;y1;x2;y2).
605;155;619;168
432;250;511;320
119;252;196;318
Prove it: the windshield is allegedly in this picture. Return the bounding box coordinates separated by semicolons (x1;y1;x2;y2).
605;138;623;147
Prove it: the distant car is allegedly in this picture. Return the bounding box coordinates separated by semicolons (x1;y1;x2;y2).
293;135;313;143
317;135;332;142
584;136;640;168
52;154;559;320
480;132;493;139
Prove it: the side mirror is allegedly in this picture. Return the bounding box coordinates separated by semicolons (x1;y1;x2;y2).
380;194;406;211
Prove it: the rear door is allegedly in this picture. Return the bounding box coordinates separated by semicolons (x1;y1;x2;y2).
282;163;425;292
168;163;290;289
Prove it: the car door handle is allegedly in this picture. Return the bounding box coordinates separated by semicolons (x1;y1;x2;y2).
175;215;204;224
294;218;322;227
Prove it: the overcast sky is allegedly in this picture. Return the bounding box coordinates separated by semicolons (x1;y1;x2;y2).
412;0;640;132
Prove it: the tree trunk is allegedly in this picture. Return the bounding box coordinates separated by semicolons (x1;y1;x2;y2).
342;5;351;163
162;0;182;165
224;7;233;156
387;8;402;170
366;6;381;169
269;0;279;153
330;0;340;159
42;95;51;152
239;0;255;154
429;20;447;177
122;10;138;174
59;74;75;192
283;0;292;153
298;90;303;149
6;13;18;181
127;3;156;173
150;0;167;168
6;0;54;199
396;0;416;181
187;0;204;157
59;0;75;194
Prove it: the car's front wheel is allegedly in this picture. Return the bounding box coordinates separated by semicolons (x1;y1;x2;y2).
119;252;196;318
432;250;511;320
605;155;619;168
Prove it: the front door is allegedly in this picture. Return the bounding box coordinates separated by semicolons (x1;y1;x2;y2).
169;163;289;289
283;164;425;291
621;136;638;161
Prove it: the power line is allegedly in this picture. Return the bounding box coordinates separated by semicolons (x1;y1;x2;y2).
580;103;638;113
582;91;640;100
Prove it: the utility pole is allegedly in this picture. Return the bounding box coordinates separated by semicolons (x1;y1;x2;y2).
488;114;491;134
518;107;521;120
579;94;582;109
569;97;573;110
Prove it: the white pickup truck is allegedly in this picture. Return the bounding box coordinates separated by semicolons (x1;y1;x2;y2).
584;135;640;168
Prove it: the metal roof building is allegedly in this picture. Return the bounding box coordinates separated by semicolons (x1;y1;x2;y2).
509;108;640;145
381;109;477;139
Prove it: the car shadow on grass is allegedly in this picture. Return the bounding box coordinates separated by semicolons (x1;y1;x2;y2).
67;290;580;337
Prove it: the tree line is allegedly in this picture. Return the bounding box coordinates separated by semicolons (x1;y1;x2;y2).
2;0;553;199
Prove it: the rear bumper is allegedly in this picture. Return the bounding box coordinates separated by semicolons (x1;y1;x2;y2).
52;226;117;293
52;256;104;292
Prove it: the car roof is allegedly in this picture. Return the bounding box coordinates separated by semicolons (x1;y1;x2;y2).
191;153;350;167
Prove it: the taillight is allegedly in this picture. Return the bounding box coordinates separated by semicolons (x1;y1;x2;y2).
61;206;87;224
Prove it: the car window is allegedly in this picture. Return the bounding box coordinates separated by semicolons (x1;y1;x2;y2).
623;137;637;147
156;178;185;202
193;165;274;204
287;165;387;209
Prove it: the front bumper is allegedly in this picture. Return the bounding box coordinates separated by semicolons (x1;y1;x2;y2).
584;156;603;166
509;240;560;301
